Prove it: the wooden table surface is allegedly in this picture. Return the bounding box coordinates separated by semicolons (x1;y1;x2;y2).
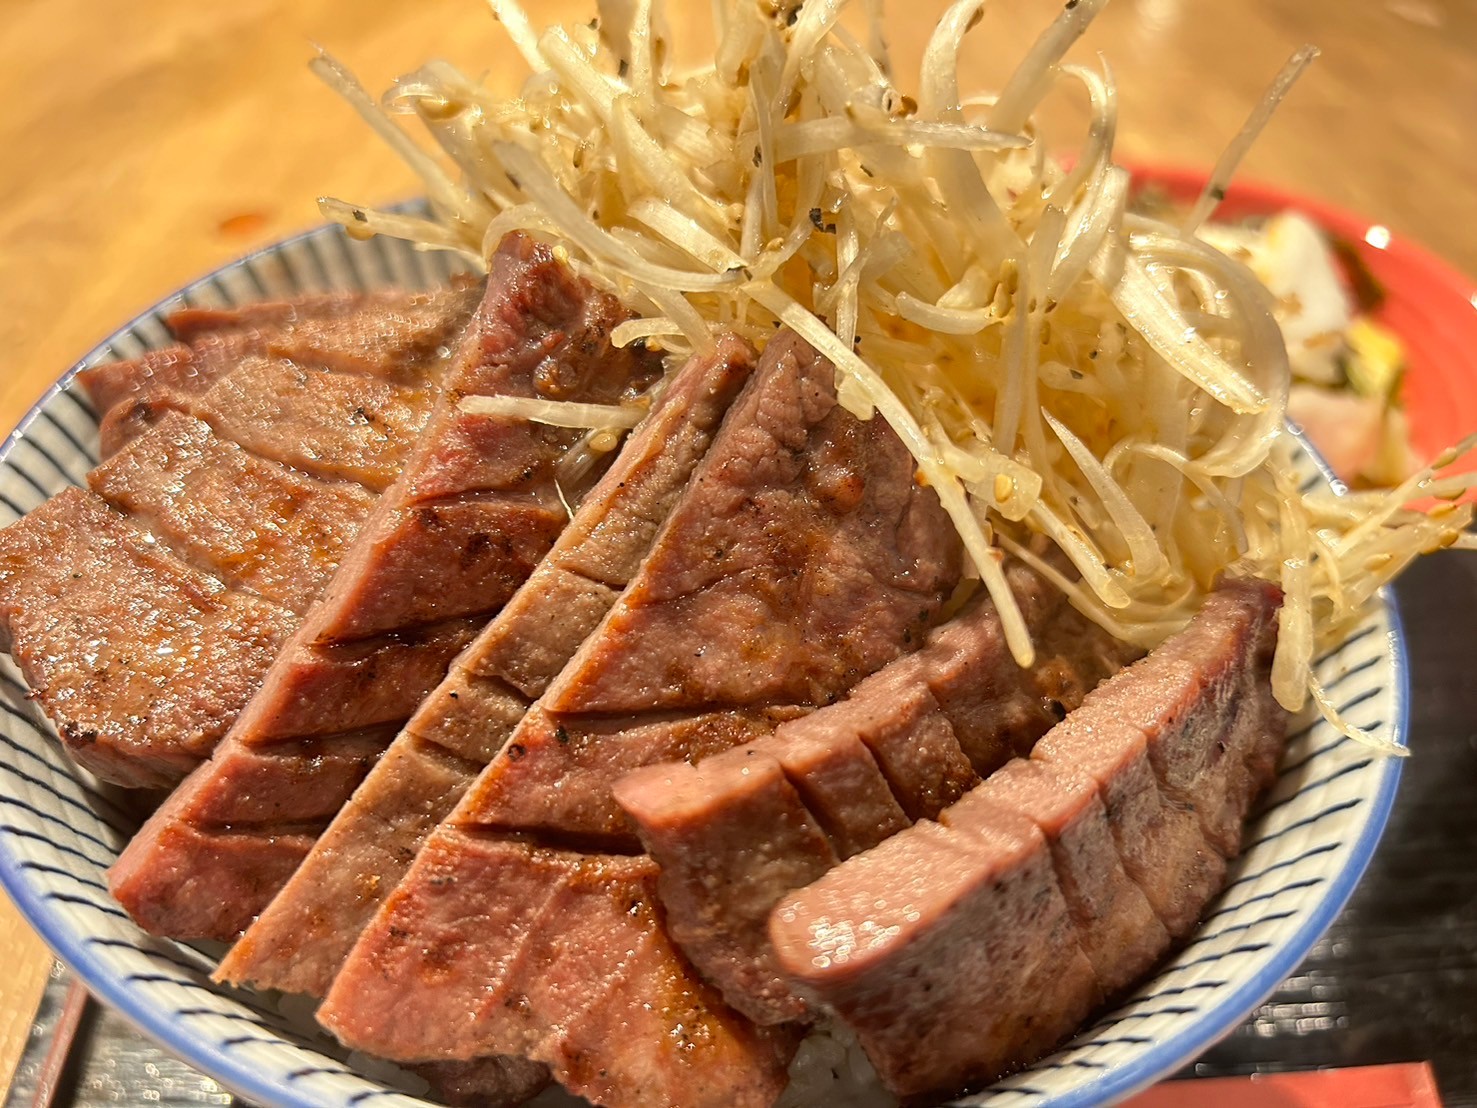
0;0;1473;1098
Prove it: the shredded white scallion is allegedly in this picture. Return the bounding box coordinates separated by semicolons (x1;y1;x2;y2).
317;0;1473;746
458;394;647;430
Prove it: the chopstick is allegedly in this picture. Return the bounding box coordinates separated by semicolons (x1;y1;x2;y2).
28;974;89;1108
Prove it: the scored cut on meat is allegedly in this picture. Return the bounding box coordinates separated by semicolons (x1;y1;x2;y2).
82;281;481;456
1033;577;1286;936
87;411;375;615
769;578;1289;1102
0;489;298;789
317;329;962;1108
614;559;1138;1027
216;332;758;997
956;757;1169;999
0;284;482;787
109;232;662;941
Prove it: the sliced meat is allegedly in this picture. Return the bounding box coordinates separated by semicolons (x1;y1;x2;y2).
109;232;661;941
169;280;481;381
323;834;794;1108
217;335;757;997
79;333;258;435
546;329;961;715
3;287;484;788
959;758;1169;999
771;578;1289;1100
809;659;979;822
0;489;296;788
1033;578;1286;936
764;716;910;861
319;330;960;1107
103;357;439;490
1032;708;1226;939
87;411;374;614
615;564;1135;1027
920;560;1139;776
612;748;838;1026
770;816;1097;1104
468;705;808;843
165;288;412;342
82;282;480;454
1074;578;1285;855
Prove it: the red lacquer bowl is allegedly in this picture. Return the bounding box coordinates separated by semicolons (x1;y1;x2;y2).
1128;164;1477;491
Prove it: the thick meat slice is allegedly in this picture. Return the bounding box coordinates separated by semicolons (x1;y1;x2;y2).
765;717;910;861
770;816;1097;1104
80;333;258;436
2;288;482;788
464;705;807;843
0;489;296;788
1032;578;1286;935
323;834;793;1108
217;336;756;996
103;357;439;491
319;330;959;1107
1075;578;1285;855
615;749;839;1025
960;758;1169;998
82;283;479;454
547;329;960;715
110;233;659;940
920;563;1138;776
615;567;1135;1027
88;411;374;614
811;659;978;822
1032;702;1227;939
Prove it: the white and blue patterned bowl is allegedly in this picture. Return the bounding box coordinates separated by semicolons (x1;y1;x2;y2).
0;219;1406;1108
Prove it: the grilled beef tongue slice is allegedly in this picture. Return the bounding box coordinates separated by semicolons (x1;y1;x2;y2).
316;329;962;1108
216;333;758;997
614;558;1138;1026
0;488;298;789
769;579;1288;1103
1032;577;1286;937
109;232;660;939
0;288;479;787
81;281;480;457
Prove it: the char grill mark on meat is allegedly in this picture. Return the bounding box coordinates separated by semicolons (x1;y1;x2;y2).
614;561;1136;1027
109;232;661;942
0;285;483;787
0;489;297;789
318;330;961;1108
770;579;1288;1101
217;335;758;998
87;411;375;614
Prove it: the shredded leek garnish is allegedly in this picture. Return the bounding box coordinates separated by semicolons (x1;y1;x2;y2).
315;0;1473;749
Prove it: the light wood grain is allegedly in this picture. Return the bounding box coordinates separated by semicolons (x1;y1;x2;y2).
0;0;1472;1095
0;900;51;1094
